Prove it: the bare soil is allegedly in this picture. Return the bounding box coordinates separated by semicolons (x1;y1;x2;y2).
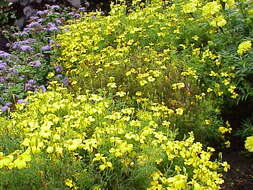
221;100;253;190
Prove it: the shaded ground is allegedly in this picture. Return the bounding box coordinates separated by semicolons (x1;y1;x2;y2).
221;100;253;190
0;35;9;52
222;151;253;190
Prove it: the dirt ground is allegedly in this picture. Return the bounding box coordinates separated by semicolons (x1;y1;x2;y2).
221;100;253;190
222;150;253;190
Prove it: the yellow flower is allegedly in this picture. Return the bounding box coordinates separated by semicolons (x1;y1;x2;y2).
47;72;55;78
162;121;171;127
92;186;102;190
116;91;126;97
245;136;253;152
225;140;230;148
99;161;113;171
237;41;252;56
222;161;230;172
21;138;30;146
139;80;148;86
147;76;155;82
172;83;185;90
13;158;27;169
192;35;199;41
107;82;117;88
205;120;211;125
135;91;142;96
218;126;232;134
176;108;184;115
167;174;188;189
210;16;227;27
202;2;221;17
65;139;82;151
55;146;63;155
183;2;197;14
222;0;235;8
93;153;106;162
46;146;54;153
64;179;74;188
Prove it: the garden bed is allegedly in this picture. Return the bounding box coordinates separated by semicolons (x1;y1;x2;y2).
1;0;253;189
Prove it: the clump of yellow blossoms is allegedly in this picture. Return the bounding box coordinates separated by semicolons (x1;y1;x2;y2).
0;87;228;189
237;41;252;56
210;16;227;27
245;136;253;152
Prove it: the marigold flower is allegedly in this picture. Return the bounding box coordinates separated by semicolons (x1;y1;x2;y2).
237;41;252;56
210;16;227;27
64;179;74;188
245;136;253;152
202;2;221;17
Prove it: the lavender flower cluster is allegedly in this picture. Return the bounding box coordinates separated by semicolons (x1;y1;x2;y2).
0;4;87;113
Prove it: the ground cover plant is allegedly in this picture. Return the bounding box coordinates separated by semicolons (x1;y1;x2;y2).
56;0;249;145
0;0;253;189
0;84;229;189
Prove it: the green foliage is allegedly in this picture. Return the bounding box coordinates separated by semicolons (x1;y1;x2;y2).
236;119;253;139
236;116;253;154
0;1;15;27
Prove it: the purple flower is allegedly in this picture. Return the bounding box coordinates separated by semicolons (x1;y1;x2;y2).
69;12;81;18
29;16;39;21
38;85;46;92
47;22;59;32
20;45;33;52
37;18;45;23
49;40;60;48
1;105;9;112
25;79;36;91
17;99;26;104
12;39;36;50
9;68;18;75
56;74;63;78
32;53;43;58
50;5;60;10
1;102;12;112
12;42;22;49
54;18;62;25
25;38;36;43
63;77;69;86
0;51;11;58
37;10;49;16
6;102;12;107
27;21;41;28
0;62;7;70
0;77;6;82
78;7;86;12
28;79;36;85
54;65;63;73
13;31;29;37
23;27;32;33
41;45;51;51
29;60;41;67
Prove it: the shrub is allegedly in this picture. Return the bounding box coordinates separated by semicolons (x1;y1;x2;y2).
55;0;245;144
0;86;228;189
